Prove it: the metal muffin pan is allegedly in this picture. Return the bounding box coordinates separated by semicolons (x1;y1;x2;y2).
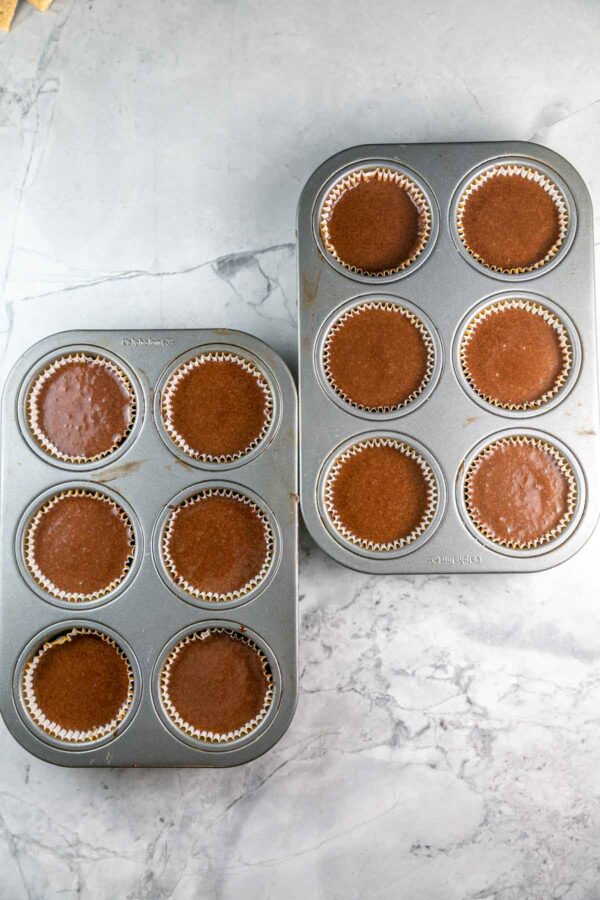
298;141;599;573
0;329;298;767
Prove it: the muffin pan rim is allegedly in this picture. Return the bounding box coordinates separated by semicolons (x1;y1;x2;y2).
449;155;578;282
314;293;444;421
316;430;447;559
15;480;144;611
152;480;282;610
151;620;282;753
455;427;587;558
13;619;143;753
17;343;145;472
452;290;582;419
153;342;282;471
312;158;441;284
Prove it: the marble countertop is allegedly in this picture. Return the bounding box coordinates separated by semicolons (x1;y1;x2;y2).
1;1;600;898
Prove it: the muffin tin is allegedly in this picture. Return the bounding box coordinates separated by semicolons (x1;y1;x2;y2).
297;142;599;573
0;329;297;767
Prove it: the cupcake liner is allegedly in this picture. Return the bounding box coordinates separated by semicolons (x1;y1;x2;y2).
319;167;432;277
456;164;569;274
322;300;436;413
459;298;573;411
323;437;439;552
161;488;274;603
21;627;135;744
160;627;274;744
161;352;274;463
26;352;137;464
23;489;135;603
464;435;579;550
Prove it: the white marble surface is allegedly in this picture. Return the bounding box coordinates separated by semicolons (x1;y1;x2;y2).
2;1;600;898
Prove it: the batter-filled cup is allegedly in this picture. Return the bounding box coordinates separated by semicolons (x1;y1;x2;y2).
463;435;579;550
21;627;135;744
25;352;136;464
160;351;274;463
456;163;569;274
322;300;436;413
160;488;274;603
323;436;439;552
159;627;274;744
23;488;136;603
319;166;432;277
459;298;573;410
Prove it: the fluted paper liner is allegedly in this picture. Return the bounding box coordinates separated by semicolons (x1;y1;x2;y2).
319;167;432;277
161;352;274;463
323;300;436;413
161;488;274;603
456;164;569;274
460;298;573;411
24;489;135;603
464;435;579;550
21;627;135;744
323;437;439;552
160;627;274;744
26;352;137;464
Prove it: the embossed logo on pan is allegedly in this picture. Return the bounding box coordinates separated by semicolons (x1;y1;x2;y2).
427;554;482;566
122;337;175;348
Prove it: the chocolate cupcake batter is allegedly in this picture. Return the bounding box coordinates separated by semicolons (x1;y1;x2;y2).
27;631;130;733
467;440;572;546
164;493;269;596
30;356;133;459
164;357;270;459
326;304;431;409
329;443;431;545
325;174;425;274
165;631;270;735
460;173;562;271
28;492;133;597
463;305;567;406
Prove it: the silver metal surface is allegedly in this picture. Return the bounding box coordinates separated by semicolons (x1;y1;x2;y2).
298;141;599;573
1;329;298;767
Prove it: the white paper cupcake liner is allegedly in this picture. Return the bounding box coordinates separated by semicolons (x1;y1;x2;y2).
160;627;274;744
21;627;135;744
460;298;573;410
456;164;569;274
161;488;274;602
161;352;274;463
464;435;579;550
24;489;135;602
323;437;438;552
322;300;436;412
26;352;137;464
319;167;432;277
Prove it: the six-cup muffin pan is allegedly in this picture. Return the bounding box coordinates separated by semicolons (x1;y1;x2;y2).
297;142;599;573
0;329;297;767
